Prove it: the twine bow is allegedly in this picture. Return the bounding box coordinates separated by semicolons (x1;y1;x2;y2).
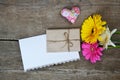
62;32;73;51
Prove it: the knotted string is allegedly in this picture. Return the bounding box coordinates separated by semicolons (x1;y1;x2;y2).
61;31;73;51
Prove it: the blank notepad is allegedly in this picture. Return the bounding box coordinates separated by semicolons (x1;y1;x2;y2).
19;34;80;71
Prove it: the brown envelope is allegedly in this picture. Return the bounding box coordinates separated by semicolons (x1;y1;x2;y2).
47;28;80;52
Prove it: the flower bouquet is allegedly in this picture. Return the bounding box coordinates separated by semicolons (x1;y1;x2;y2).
81;14;119;63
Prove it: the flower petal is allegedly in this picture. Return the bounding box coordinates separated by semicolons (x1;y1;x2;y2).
82;50;89;56
85;53;91;60
90;56;96;63
111;29;117;36
93;43;98;48
96;55;101;61
82;43;90;49
98;47;104;51
97;50;103;56
99;27;117;50
109;40;116;47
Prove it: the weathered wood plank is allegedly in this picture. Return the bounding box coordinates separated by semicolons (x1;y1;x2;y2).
0;0;120;71
0;1;119;39
0;0;120;80
89;0;120;6
0;0;119;6
0;70;120;80
0;41;119;72
0;41;22;70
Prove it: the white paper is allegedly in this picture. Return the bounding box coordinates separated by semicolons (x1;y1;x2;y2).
19;34;80;71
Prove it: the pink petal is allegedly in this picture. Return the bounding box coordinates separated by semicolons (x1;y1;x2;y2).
85;53;91;60
96;55;101;61
93;43;98;48
82;43;90;49
93;56;97;62
82;50;89;56
93;59;96;63
97;48;103;56
97;57;101;61
94;55;98;61
96;49;102;55
84;48;91;52
98;51;103;56
90;56;96;64
71;19;75;23
98;47;104;51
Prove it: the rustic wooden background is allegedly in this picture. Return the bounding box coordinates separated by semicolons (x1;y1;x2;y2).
0;0;120;80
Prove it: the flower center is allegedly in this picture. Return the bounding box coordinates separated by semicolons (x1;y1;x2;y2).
90;46;94;53
92;28;94;33
105;35;108;42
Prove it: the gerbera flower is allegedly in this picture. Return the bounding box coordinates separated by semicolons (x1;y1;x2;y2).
81;14;106;43
99;27;117;49
82;42;104;63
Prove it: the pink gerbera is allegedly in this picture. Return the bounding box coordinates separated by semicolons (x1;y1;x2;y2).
82;42;104;63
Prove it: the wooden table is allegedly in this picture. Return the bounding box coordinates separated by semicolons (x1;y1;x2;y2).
0;0;120;80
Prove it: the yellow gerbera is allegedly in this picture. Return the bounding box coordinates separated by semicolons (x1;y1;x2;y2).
81;14;106;43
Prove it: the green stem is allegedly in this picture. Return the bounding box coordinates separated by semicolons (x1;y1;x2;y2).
115;31;120;34
108;45;120;48
112;40;120;43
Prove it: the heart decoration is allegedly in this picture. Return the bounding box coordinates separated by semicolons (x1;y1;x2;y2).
61;7;80;24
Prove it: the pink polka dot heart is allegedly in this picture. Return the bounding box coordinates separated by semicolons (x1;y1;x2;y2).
61;7;80;24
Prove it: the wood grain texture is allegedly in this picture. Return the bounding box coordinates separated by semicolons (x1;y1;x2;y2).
0;70;120;80
0;0;120;80
0;0;119;39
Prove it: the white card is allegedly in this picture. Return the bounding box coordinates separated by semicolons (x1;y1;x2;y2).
19;34;80;71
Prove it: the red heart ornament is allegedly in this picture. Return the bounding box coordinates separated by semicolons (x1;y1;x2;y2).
61;7;80;24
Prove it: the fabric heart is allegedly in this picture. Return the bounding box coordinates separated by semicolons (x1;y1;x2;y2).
61;7;80;24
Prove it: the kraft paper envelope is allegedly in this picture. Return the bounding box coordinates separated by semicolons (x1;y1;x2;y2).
47;28;80;52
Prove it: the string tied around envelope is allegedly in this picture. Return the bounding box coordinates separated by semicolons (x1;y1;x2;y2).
62;31;73;51
47;29;80;52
